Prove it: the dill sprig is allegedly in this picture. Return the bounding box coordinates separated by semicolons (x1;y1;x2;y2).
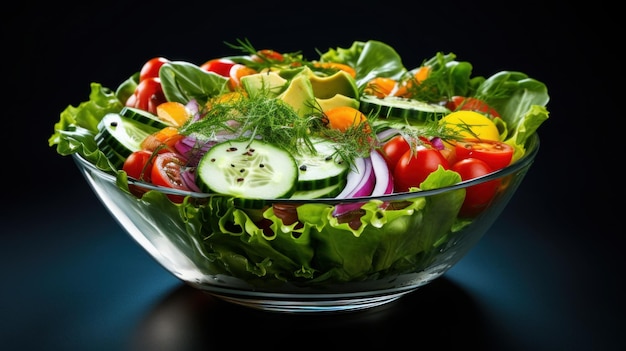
179;93;378;170
179;95;317;155
224;38;306;72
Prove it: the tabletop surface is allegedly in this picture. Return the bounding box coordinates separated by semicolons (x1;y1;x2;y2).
3;176;622;350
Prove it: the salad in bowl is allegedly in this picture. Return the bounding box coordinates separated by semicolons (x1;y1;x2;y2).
49;39;549;312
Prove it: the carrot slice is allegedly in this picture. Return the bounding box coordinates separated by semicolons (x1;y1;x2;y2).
140;126;183;152
364;77;397;98
413;66;431;82
156;101;190;127
324;106;369;132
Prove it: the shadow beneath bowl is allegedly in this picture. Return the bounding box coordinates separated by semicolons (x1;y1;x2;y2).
130;277;489;350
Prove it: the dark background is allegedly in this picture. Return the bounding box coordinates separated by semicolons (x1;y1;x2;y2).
3;2;623;350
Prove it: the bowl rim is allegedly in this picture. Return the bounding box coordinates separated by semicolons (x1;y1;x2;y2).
72;133;540;204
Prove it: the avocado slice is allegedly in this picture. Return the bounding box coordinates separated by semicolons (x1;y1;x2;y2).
241;71;288;99
278;72;316;118
309;70;359;99
316;94;359;112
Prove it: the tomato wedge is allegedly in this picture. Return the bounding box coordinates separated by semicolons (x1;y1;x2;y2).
454;139;514;171
151;152;192;202
151;152;190;189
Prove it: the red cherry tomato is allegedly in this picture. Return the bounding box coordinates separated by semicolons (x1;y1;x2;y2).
151;152;192;203
451;158;500;217
139;57;170;82
393;147;449;192
133;77;166;114
200;58;236;77
123;150;154;181
381;135;410;170
454;139;514;171
122;150;155;198
446;96;500;118
151;152;190;189
252;49;284;62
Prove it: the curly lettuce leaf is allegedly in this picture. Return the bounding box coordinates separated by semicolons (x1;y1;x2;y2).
48;83;123;170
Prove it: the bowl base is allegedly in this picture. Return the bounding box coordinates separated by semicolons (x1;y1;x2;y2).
208;290;414;313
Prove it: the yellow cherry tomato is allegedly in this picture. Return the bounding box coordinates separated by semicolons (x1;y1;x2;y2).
439;110;501;141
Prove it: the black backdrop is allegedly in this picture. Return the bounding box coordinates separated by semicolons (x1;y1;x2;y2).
3;2;623;350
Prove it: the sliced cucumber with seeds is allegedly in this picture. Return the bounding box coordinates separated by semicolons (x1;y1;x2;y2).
294;138;349;191
359;94;449;125
120;106;172;129
95;113;159;160
197;139;298;201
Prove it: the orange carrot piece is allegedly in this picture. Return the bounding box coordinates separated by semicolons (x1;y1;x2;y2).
140;126;183;152
324;106;369;132
413;66;431;82
156;101;190;127
364;77;398;98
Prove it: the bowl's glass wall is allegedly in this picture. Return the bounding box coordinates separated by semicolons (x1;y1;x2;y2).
73;134;538;303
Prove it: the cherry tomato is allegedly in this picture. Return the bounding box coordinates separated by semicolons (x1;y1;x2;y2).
139;57;170;82
228;64;257;90
133;77;166;114
151;152;192;203
151;152;190;189
381;135;410;170
393;147;449;192
446;96;500;118
451;158;500;217
200;58;236;77
252;49;284;62
455;139;514;171
123;150;155;198
123;150;155;181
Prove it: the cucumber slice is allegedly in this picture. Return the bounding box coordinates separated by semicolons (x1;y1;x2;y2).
197;139;298;200
359;94;449;124
95;113;158;158
294;138;349;191
120;106;172;129
97;142;128;169
290;180;346;199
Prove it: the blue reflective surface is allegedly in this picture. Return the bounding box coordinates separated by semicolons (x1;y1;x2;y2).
3;177;622;350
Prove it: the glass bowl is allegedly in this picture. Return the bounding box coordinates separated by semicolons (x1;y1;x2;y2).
72;133;539;313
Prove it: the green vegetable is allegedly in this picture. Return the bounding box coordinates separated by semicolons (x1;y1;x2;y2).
196;139;298;200
359;94;450;125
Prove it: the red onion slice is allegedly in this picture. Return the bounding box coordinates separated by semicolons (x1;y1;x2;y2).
333;156;374;217
370;149;394;196
335;157;373;199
